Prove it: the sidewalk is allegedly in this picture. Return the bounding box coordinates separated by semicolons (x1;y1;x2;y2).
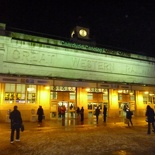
0;116;147;132
0;116;154;155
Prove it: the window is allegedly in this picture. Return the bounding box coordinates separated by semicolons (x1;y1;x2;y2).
118;94;122;101
70;92;75;100
4;83;36;104
87;93;93;100
27;85;36;103
142;91;155;104
16;84;26;103
103;93;108;100
5;84;15;103
50;92;57;100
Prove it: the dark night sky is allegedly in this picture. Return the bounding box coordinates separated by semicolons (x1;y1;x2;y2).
1;1;155;57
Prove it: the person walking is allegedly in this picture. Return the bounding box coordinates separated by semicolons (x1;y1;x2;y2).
145;105;155;134
37;106;44;126
126;108;133;127
9;105;23;144
61;105;66;119
76;107;80;116
80;107;84;122
103;105;107;123
95;106;100;124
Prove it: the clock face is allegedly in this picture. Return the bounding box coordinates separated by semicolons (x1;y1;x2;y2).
79;29;87;37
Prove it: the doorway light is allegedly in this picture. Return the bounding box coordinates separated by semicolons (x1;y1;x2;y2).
86;88;90;92
144;91;149;94
27;88;35;92
44;86;50;90
118;90;122;93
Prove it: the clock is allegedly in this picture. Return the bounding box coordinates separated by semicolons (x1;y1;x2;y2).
71;26;90;40
79;29;87;37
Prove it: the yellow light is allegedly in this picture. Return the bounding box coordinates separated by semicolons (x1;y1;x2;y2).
27;88;34;92
79;29;87;37
44;86;50;90
118;90;122;93
86;88;90;92
144;91;149;94
149;93;154;96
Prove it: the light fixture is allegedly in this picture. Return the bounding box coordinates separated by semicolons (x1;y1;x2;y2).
86;88;90;92
27;87;34;92
44;86;50;90
149;91;154;96
118;90;123;93
144;91;149;94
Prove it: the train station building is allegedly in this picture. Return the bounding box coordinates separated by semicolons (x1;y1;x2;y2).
0;22;155;122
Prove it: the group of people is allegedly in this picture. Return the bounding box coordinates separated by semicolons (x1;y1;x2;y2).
124;104;155;135
76;105;107;124
76;105;107;123
76;106;84;122
9;105;44;143
9;104;155;144
58;105;67;118
94;105;107;124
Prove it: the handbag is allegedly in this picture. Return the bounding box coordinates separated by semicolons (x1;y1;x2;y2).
145;117;148;122
42;115;45;119
21;124;24;132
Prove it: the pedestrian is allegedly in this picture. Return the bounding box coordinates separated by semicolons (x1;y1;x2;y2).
95;106;100;124
80;107;84;122
37;106;44;126
103;105;107;122
58;106;61;118
76;107;80;116
145;105;155;134
126;108;133;127
61;105;66;119
9;105;23;144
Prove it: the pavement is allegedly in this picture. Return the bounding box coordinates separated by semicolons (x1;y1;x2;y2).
0;116;154;155
0;116;147;131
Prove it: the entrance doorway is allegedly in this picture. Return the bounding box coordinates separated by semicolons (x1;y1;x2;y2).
88;102;104;119
58;101;76;119
118;91;135;117
50;101;76;119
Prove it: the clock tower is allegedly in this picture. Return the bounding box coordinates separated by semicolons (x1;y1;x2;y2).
70;17;96;46
71;26;90;40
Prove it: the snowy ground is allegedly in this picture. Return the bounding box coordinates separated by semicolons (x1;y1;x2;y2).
0;118;155;155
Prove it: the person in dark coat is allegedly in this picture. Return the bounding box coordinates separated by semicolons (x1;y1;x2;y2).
95;106;100;124
76;107;80;116
80;107;84;122
145;105;155;134
103;105;107;123
37;106;44;126
126;108;133;127
9;105;22;144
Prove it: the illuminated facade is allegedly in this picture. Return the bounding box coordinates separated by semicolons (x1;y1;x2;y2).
0;23;155;122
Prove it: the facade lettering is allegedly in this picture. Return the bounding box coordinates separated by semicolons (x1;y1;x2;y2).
30;51;38;62
12;50;20;59
22;51;30;62
7;48;55;66
126;65;145;75
72;57;113;72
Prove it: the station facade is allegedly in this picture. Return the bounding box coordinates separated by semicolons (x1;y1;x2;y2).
0;23;155;122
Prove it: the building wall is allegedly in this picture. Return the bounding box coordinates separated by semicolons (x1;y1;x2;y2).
0;27;155;122
0;32;155;85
